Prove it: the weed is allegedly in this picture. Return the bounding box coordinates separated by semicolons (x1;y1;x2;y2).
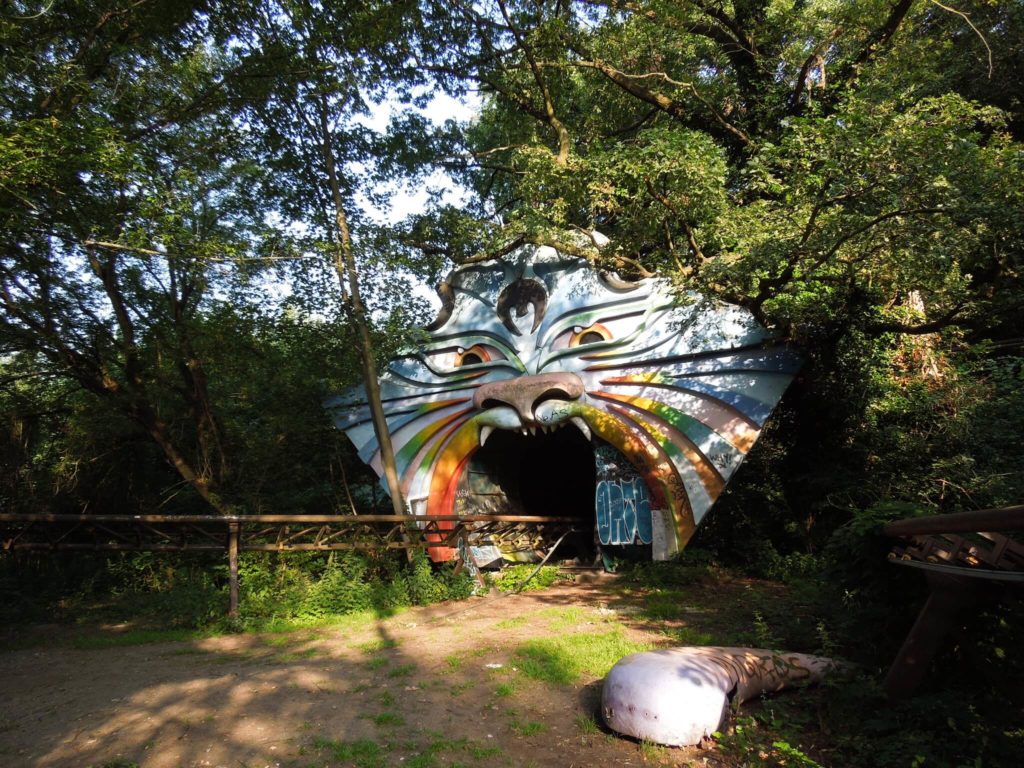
377;691;395;707
575;713;600;735
661;626;714;646
449;680;473;697
639;738;666;762
495;681;516;697
357;637;398;654
466;743;502;759
387;662;415;678
511;719;545;736
370;712;405;727
311;736;385;768
772;740;824;767
365;656;388;670
490;564;563;593
405;754;439;768
445;653;463;669
752;610;781;649
496;615;528;629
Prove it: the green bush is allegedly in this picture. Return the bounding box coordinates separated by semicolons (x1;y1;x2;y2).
2;549;474;631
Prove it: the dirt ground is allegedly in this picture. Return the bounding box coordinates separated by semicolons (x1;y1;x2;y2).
0;573;763;768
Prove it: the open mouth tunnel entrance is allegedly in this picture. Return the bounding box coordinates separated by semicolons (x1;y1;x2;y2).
457;424;597;562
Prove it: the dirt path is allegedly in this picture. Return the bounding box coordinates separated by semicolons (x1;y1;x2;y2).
0;574;750;768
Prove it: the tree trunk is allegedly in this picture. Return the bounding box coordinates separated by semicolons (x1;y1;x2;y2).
315;96;407;518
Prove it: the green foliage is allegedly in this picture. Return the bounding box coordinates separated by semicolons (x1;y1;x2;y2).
3;549;473;635
490;564;564;593
235;552;472;628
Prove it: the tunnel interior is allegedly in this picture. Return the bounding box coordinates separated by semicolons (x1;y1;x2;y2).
459;425;597;562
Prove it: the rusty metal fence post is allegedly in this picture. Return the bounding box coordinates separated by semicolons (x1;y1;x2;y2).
227;521;240;619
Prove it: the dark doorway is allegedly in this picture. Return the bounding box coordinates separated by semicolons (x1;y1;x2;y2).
462;425;596;560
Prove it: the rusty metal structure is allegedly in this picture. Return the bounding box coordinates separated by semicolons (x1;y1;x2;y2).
883;504;1024;697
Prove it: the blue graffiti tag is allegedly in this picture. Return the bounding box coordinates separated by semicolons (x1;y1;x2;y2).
595;478;653;545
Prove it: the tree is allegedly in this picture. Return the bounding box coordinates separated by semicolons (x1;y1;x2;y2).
410;0;1022;339
223;0;446;517
0;0;281;513
400;0;1024;548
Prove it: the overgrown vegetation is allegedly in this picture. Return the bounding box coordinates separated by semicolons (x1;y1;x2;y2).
0;550;472;641
1;1;1023;765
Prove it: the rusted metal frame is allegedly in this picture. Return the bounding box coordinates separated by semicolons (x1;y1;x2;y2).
228;522;240;619
53;520;88;548
440;523;471;548
883;505;1024;537
0;513;578;524
884;571;981;699
182;522;225;547
240;541;426;551
383;523;412;544
275;525;323;547
7;542;225;551
138;521;177;547
889;558;1024;583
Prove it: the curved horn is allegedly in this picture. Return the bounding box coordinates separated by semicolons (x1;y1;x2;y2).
424;280;455;332
599;270;643;292
496;278;548;336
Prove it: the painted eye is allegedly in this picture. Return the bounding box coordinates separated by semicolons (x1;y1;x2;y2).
569;323;612;347
456;344;493;366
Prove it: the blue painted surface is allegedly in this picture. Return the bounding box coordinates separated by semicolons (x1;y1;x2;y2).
596;477;653;545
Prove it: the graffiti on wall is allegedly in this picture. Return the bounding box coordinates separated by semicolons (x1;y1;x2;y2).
595;478;652;546
327;240;800;561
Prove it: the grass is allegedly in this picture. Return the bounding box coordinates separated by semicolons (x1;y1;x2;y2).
274;646;322;662
387;662;416;678
311;737;385;768
495;681;517;697
511;719;545;737
445;653;463;669
515;628;652;685
639;738;667;762
661;626;715;646
535;606;588;629
408;734;503;764
365;656;388;670
73;628;210;649
262;632;301;647
575;713;601;735
370;712;405;727
357;637;398;654
490;564;564;593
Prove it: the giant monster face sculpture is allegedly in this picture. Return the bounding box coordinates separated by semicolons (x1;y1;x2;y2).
327;245;799;561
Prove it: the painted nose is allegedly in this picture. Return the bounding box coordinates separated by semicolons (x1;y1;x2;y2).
472;372;585;424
